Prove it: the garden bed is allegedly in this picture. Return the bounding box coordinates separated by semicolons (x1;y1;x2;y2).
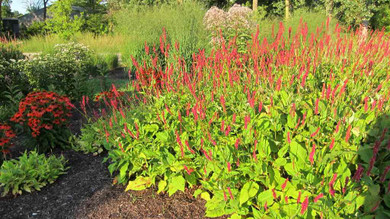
0;150;213;219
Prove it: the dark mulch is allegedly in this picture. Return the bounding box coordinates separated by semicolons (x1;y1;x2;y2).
0;150;210;219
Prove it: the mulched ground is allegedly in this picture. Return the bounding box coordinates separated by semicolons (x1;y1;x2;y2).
0;68;213;219
0;150;209;219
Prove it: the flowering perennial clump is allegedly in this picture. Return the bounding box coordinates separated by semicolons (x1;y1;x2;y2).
84;20;390;218
11;91;73;138
0;123;16;157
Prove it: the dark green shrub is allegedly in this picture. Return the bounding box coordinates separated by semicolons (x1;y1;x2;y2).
0;151;68;196
23;43;93;99
371;4;390;32
0;44;28;98
23;21;48;37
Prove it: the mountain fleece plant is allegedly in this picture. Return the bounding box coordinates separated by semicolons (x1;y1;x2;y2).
81;20;390;218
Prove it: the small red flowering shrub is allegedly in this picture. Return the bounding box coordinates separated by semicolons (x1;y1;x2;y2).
11;91;73;152
0;123;16;160
82;22;390;218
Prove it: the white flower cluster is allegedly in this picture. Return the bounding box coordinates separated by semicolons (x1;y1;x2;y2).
204;6;227;32
204;4;255;32
203;4;255;47
227;4;254;30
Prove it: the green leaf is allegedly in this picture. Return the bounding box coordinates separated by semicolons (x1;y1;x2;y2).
168;175;185;196
257;189;274;205
289;140;307;168
229;213;241;219
193;189;202;198
201;191;211;201
157;180;167;194
239;181;259;205
144;124;159;133
125;176;152;191
119;162;129;181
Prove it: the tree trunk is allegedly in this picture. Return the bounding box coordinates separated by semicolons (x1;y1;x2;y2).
253;0;258;11
359;19;369;44
43;1;47;20
0;0;3;30
325;0;333;18
285;0;290;20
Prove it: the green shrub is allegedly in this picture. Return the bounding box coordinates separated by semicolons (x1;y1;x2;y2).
82;24;390;218
45;0;84;40
0;44;28;97
82;13;111;36
371;4;390;32
23;21;48;37
0;151;68;196
0;85;24;124
23;42;93;99
92;53;119;72
73;122;105;155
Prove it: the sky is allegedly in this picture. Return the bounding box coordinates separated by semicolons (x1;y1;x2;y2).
11;0;29;14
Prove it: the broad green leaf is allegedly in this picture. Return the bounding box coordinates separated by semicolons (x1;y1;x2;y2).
289;140;307;168
257;189;274;205
168;175;185;196
157;180;167;194
239;181;259;205
201;191;211;201
125;176;152;191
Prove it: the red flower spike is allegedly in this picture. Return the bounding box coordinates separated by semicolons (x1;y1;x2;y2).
297;191;301;204
311;127;320;138
329;138;335;150
227;187;234;200
300;197;309;215
282;178;289;190
345;125;352;142
335;121;341;133
227;162;231;172
315;98;319;114
287;132;291;144
185;140;195;154
183;165;194;175
258;102;263;113
309;143;316;165
314;193;324;203
343;177;349;194
253;140;258;161
380;166;390;182
370;200;381;212
272;188;277;199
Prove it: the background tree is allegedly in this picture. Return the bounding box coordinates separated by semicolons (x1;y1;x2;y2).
45;0;84;39
0;0;12;21
25;0;42;13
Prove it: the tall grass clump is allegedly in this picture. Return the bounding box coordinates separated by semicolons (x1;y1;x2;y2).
113;1;209;67
20;33;125;54
256;8;338;40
